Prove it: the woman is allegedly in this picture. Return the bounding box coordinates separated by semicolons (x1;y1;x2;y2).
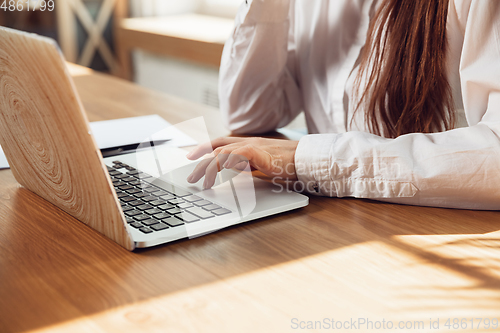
187;0;500;210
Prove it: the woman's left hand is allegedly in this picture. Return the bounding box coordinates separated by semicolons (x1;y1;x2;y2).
186;137;299;189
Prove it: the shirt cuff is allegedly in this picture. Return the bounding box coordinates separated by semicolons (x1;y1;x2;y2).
241;0;291;25
294;134;339;196
294;133;419;198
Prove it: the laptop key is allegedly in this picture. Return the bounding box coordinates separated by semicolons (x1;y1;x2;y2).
142;196;158;202
126;170;140;175
153;213;171;220
151;223;169;231
162;217;185;227
175;212;200;223
122;177;136;183
139;227;153;234
142;219;160;226
186;207;215;219
122;206;134;212
184;195;202;203
134;192;147;198
152;190;169;197
158;203;176;211
118;185;134;191
213;208;231;216
168;198;184;205
149;200;166;206
194;200;212;207
128;200;145;207
116;192;129;198
125;166;136;171
130;222;143;229
121;196;136;202
116;174;130;179
126;188;142;194
120;202;128;207
144;187;159;193
160;194;176;201
129;180;142;186
125;210;142;217
178;202;193;209
166;207;182;215
109;170;122;176
137;204;153;211
145;208;162;215
171;187;192;197
125;217;135;223
134;214;151;221
202;204;221;211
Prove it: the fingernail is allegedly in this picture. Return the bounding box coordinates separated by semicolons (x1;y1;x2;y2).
186;151;193;158
223;161;230;168
187;174;194;182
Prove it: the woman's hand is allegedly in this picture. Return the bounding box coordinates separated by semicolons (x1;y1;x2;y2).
186;137;299;189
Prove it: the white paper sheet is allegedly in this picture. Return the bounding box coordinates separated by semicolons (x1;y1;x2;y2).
0;145;9;169
89;115;197;149
0;115;198;170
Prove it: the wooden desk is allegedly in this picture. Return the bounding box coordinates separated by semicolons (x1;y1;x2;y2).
1;66;500;333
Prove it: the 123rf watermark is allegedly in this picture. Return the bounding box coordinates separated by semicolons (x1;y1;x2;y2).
291;317;499;330
1;0;54;11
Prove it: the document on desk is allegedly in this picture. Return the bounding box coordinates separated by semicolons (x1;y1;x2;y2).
0;145;8;169
90;115;197;149
0;115;198;170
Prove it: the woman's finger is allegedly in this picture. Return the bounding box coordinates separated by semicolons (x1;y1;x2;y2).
202;153;231;189
224;145;272;173
186;137;246;160
233;161;250;171
187;156;216;183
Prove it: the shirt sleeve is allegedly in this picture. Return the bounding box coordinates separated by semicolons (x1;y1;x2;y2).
294;0;500;210
219;0;303;134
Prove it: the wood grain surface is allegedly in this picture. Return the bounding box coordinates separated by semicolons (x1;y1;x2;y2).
0;28;133;250
0;63;500;332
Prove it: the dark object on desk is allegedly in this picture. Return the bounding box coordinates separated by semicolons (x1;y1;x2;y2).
100;139;171;157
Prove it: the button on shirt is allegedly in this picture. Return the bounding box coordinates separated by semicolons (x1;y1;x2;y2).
219;0;500;209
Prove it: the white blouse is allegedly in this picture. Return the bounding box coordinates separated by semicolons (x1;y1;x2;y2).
219;0;500;210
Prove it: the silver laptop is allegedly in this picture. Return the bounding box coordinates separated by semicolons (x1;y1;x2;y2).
0;27;308;250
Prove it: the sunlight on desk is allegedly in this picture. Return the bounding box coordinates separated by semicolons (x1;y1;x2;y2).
31;234;500;333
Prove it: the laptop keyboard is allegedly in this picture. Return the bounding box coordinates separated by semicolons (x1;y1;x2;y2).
107;160;231;234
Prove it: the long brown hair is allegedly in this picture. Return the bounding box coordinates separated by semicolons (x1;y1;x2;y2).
355;0;454;138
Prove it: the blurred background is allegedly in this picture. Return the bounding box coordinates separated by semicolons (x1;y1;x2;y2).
0;0;306;130
0;0;239;108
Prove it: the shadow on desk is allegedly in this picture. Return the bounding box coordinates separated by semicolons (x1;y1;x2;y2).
2;173;500;332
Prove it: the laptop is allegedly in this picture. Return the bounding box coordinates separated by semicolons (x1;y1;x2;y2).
0;27;308;250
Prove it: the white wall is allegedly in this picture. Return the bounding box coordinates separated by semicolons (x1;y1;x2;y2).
134;51;220;108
